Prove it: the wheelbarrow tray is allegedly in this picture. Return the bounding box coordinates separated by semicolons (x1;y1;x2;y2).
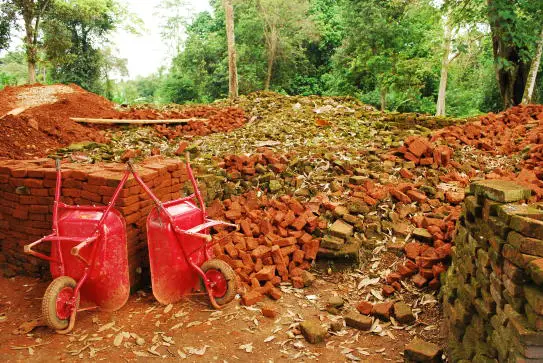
50;204;130;312
146;199;209;305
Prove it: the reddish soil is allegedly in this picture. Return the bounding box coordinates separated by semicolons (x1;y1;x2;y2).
0;84;247;160
0;258;444;362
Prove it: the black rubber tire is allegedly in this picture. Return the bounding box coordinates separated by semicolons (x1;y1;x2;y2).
42;276;79;330
200;259;238;306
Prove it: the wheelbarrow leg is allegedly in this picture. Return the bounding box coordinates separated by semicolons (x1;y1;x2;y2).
55;308;77;335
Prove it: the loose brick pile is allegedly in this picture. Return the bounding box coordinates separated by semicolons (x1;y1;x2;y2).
442;180;543;362
431;104;543;154
0;157;186;287
218;148;294;180
394;136;454;168
207;191;325;304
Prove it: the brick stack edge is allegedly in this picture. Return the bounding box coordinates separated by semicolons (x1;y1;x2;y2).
0;157;187;287
442;179;543;362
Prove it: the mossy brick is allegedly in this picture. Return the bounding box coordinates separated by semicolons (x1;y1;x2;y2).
525;303;543;331
471;180;532;203
464;195;482;219
477;248;491;268
505;304;543;347
510;215;543;240
317;241;359;262
455;225;469;245
472;353;495;363
482;198;502;221
329;219;353;239
488;216;510;240
504;288;525;313
299;319;327;344
503;244;538;268
497;204;543;225
504;259;528;284
525;285;543;315
507;231;543;257
503;275;524;297
343;311;372;330
404;337;443;362
393;302;415;324
474;298;494;320
319;235;343;250
527;259;543;286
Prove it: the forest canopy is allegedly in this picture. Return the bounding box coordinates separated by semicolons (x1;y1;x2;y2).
0;0;542;117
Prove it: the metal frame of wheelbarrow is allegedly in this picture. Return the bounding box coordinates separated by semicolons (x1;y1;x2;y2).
127;154;238;309
24;159;131;333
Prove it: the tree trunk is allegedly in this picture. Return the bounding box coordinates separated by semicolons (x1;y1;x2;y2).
436;21;452;116
522;27;543;104
264;26;278;91
223;0;238;98
487;0;529;109
379;87;386;111
27;56;36;83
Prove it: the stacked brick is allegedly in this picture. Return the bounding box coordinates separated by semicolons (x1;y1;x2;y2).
0;157;186;287
442;179;543;362
207;191;324;304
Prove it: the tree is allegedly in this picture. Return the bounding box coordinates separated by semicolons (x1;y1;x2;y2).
10;0;52;83
42;0;126;93
0;2;16;51
486;0;543;108
223;0;238;98
155;0;193;56
256;0;316;90
522;28;543;104
334;0;441;111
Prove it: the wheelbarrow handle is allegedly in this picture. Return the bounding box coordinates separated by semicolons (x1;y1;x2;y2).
174;226;212;242
71;235;99;256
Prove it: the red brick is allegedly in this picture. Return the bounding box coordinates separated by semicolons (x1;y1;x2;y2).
390;189;411;203
412;274;428;288
406;190;427;203
251;245;271;259
268;287;282;300
255;265;276;281
386;272;401;284
408;137;431;157
399;168;414;179
382;285;396;296
372;302;394;320
261;304;278;318
291;276;304;288
242;290;264;306
357;301;373;315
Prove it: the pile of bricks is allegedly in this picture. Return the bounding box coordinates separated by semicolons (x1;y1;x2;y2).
207;191;324;305
218;148;293;180
394;136;453;168
0;157;186;287
431;104;543;155
525;144;543;180
442;179;543;362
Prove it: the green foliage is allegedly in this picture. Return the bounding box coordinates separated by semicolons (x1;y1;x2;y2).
0;50;27;88
43;0;126;94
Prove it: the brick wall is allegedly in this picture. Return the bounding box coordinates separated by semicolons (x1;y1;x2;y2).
442;180;543;362
0;157;187;287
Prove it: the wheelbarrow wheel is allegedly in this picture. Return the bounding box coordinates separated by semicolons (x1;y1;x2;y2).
200;259;238;307
42;276;80;331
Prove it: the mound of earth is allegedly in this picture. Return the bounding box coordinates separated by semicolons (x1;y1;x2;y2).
0;84;247;160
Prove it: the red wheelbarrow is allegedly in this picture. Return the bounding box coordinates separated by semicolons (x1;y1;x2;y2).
128;154;239;309
24;159;130;333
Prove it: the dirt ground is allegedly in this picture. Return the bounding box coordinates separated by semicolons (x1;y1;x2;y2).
0;253;444;363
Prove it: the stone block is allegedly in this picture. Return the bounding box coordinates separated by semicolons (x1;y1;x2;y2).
320;235;344;250
329;219;353;239
393;301;415;324
498;204;543;225
471;180;532;203
507;231;543;257
404;337;443;362
527;258;543;286
344;312;372;331
525;285;543;315
510;215;543;240
300;319;327;344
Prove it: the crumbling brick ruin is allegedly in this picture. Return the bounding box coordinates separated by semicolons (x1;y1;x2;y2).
443;180;543;362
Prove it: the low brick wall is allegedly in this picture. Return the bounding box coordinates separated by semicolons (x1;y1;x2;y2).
442;180;543;362
0;157;187;287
